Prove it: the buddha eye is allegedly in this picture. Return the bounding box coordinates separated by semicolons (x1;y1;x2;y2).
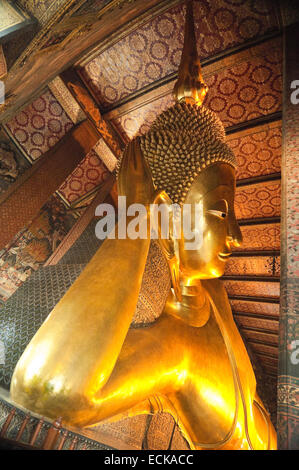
207;210;227;219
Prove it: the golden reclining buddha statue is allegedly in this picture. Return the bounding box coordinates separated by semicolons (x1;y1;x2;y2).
10;1;276;450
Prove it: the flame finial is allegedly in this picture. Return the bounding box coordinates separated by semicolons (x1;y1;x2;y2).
173;0;208;106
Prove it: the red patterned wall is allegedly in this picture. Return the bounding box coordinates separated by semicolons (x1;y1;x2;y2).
227;122;282;180
79;0;279;110
5;89;74;162
235;180;281;220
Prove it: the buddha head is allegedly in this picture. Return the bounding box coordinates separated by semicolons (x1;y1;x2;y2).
120;0;242;322
138;102;242;286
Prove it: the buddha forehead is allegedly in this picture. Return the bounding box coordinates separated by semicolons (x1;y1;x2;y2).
184;162;235;204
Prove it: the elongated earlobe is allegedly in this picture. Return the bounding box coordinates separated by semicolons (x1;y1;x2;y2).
153;190;182;302
168;255;182;302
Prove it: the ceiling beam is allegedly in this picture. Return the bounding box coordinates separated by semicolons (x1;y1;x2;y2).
222;275;280;282
228;295;280;303
233;311;279;322
238;216;281;226
236;173;281;187
231;250;280;257
60;68;125;159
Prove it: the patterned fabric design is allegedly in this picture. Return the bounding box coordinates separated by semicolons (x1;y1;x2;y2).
235;181;281;220
58;148;110;204
224;280;280;298
0;264;85;389
92;415;148;449
227;123;282;180
132;240;171;325
0;129;30;196
57;219;104;266
5;89;74;162
0;195;75;302
230;299;280;317
80;0;279;109
233;223;280;251
225;256;280;276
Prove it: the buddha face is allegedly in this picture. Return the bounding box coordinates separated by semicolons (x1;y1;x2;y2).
177;163;242;282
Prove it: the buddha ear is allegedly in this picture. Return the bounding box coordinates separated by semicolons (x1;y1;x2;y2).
153;190;182;302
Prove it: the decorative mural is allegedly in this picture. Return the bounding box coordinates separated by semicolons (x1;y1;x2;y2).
79;0;280;110
0;194;75;302
0;128;30;196
5;88;74;162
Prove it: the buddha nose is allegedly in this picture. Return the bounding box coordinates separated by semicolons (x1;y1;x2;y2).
227;213;243;248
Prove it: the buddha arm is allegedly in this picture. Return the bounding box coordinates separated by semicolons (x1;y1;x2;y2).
10;231;151;414
11;138;155;415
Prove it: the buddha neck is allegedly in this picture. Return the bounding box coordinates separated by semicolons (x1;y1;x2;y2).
165;279;210;327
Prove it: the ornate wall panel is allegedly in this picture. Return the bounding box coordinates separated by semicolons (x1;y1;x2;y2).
5;89;74;162
241;329;279;345
235;180;281;220
0;194;75;302
225;256;280;276
0;128;30;196
79;0;280;110
227;122;282;180
203;44;282;127
234;315;279;332
230;299;280;317
224;280;280;298
234;223;280;251
250;343;278;357
58;148;110;205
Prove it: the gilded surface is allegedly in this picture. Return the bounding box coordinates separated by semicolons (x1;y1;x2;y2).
9;2;278;449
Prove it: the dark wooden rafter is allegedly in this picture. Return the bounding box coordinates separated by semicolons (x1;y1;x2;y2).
233;311;279;322
228;295;280;303
60;68;125;158
247;337;279;348
222;275;280;282
231;250;280;257
236;173;281;187
225;112;282;136
238;216;280;226
248;343;278;358
237;324;278;335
